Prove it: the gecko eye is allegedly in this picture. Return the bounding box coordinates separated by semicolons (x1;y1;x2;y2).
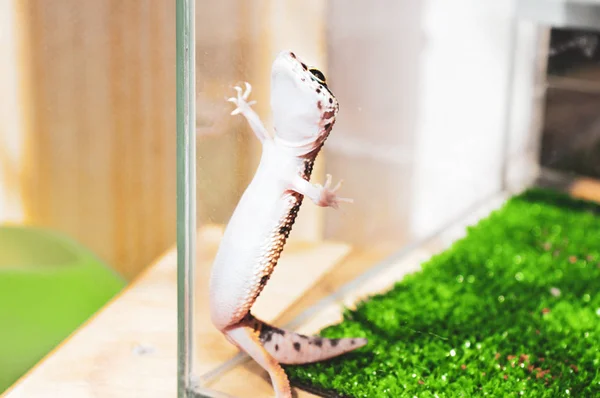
309;68;327;84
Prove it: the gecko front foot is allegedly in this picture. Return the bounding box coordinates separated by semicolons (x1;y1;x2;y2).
315;174;353;209
228;82;257;116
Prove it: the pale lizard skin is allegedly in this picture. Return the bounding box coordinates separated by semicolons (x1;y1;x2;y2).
209;50;367;397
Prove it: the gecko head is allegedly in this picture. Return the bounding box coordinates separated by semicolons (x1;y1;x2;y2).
270;50;339;152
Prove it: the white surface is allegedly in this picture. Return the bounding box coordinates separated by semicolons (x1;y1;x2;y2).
325;1;536;243
410;0;515;239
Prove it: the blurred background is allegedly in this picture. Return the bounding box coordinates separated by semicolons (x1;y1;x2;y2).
0;0;176;281
0;0;174;392
541;28;600;178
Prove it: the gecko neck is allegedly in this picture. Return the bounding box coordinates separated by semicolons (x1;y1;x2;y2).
273;135;324;158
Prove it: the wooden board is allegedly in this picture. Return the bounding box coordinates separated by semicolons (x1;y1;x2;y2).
2;226;351;398
570;177;600;204
1;0;176;280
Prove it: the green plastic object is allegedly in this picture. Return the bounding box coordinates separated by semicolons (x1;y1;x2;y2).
286;189;600;397
0;226;126;393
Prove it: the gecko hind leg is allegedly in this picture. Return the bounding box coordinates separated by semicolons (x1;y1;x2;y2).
225;325;292;398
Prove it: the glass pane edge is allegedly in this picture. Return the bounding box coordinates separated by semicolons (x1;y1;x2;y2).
177;0;196;397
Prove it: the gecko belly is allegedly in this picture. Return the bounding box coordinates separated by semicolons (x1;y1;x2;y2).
209;167;304;331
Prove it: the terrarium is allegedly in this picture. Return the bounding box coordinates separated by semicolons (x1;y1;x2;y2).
177;1;600;397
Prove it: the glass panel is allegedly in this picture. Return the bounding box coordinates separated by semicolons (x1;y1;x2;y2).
181;1;600;397
177;0;196;396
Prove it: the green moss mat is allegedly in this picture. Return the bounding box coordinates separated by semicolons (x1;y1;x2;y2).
285;189;600;397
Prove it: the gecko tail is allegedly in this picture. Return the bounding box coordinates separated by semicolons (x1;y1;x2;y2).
245;313;367;365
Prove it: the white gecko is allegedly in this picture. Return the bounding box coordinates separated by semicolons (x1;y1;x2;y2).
209;50;367;397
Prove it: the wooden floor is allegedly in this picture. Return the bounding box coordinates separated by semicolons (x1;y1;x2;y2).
3;179;600;398
1;225;363;398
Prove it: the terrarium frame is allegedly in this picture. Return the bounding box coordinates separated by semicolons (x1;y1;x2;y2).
177;0;196;396
177;1;599;397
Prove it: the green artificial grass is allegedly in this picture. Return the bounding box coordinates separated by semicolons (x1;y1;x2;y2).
285;189;600;397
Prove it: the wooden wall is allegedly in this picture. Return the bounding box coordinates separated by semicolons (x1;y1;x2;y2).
0;0;331;280
0;0;176;280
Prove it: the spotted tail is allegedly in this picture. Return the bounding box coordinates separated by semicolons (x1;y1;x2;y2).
245;314;367;365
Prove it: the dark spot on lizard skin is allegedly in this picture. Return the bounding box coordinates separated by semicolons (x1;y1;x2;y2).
317;101;322;110
324;110;335;119
301;62;307;71
303;159;315;177
316;88;321;94
275;344;279;351
290;52;296;59
278;225;290;237
259;323;286;344
293;342;301;352
260;275;269;286
313;338;323;347
330;339;339;347
350;339;355;345
324;123;331;131
243;313;264;333
319;83;333;97
329;98;333;104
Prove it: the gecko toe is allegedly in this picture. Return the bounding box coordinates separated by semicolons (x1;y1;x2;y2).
332;179;344;192
243;82;252;99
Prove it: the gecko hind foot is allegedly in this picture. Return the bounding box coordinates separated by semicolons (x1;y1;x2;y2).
225;325;292;398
